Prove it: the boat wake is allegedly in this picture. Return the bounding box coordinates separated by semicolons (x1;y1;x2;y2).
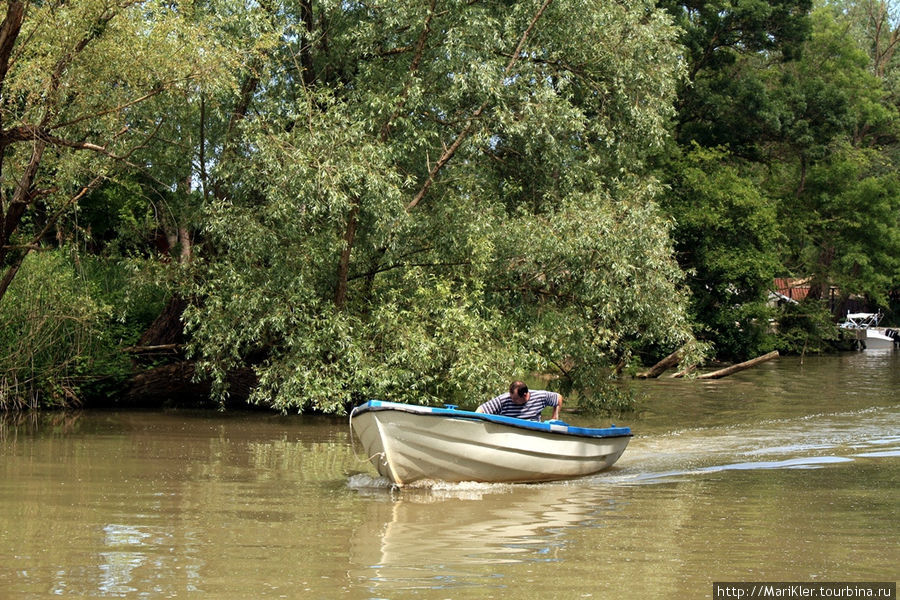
597;404;899;486
347;472;519;499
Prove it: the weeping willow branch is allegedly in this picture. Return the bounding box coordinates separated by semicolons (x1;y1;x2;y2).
407;0;555;210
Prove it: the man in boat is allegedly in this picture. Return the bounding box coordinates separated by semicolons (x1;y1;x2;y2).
475;381;563;421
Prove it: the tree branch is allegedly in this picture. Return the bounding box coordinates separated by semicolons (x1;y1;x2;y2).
49;84;174;132
2;116;164;161
380;0;436;142
0;1;25;184
0;2;24;97
407;0;554;210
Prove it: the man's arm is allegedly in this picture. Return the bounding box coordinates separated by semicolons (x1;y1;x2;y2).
551;394;563;420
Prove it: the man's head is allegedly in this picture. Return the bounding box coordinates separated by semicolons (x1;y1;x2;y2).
509;381;529;405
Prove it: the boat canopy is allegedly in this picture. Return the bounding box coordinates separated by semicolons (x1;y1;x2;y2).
840;311;885;329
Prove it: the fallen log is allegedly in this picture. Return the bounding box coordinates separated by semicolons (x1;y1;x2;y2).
696;350;780;379
669;364;697;378
637;348;684;379
122;343;180;353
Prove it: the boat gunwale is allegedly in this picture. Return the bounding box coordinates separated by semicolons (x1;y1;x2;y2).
350;400;633;441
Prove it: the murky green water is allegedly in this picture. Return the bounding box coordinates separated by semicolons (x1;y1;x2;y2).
1;352;897;598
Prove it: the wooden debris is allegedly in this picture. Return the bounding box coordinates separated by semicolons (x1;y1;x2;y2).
637;348;684;379
696;350;780;380
669;364;697;378
122;343;180;353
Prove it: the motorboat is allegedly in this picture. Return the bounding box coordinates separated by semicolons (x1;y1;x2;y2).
839;312;898;350
349;400;632;486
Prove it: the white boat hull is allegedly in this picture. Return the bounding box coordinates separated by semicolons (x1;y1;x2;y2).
350;401;632;486
862;329;895;350
848;328;895;350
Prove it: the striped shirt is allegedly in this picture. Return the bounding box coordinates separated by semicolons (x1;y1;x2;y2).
477;390;560;421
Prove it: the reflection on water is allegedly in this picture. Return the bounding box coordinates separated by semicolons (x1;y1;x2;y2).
349;484;611;592
99;524;149;595
0;353;897;599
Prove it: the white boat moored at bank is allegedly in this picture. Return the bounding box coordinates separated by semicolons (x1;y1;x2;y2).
840;312;898;350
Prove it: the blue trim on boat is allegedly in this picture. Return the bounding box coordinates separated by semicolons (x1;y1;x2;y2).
351;400;632;439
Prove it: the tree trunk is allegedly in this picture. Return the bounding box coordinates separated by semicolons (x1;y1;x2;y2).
121;298;261;408
670;364;697;378
138;296;188;348
299;0;316;87
334;201;359;309
0;3;25;99
696;351;779;379
0;141;47;303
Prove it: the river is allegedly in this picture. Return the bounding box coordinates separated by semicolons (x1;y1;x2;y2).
1;352;897;598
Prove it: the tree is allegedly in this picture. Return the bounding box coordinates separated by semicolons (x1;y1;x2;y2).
854;0;900;79
184;0;699;413
0;1;238;302
658;0;813;157
652;0;813;360
0;1;265;406
661;145;781;359
773;5;900;309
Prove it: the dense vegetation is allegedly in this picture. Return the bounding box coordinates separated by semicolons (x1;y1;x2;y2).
1;0;898;412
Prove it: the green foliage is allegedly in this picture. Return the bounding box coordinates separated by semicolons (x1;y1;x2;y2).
659;0;812;69
490;185;696;390
659;0;900;358
1;0;229;189
575;382;638;416
185;0;697;414
73;178;158;254
773;299;840;355
659;0;813;156
662;145;781;359
0;244;170;409
0;0;266;409
772;6;896;160
652;0;816;363
0;0;248;293
790;143;900;304
11;0;900;413
0;251;110;409
772;6;900;311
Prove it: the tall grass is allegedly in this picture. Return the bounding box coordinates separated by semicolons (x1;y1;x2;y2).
0;250;110;409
